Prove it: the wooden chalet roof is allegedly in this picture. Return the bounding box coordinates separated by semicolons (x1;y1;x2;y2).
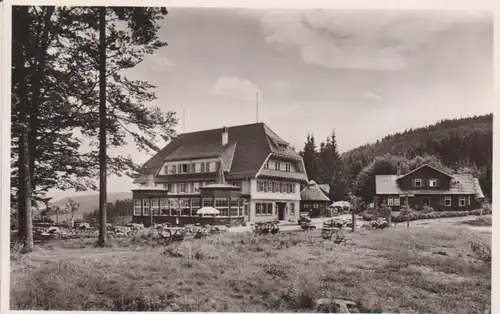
300;180;331;202
136;123;306;181
376;172;485;198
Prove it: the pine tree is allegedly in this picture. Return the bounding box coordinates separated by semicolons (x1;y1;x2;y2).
301;134;319;182
11;6;176;251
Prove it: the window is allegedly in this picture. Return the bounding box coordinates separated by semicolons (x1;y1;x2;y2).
267;203;273;215
209;161;217;172
257;180;265;192
191;198;201;216
169;198;180;216
230;198;239;216
168;165;176;174
428;178;439;187
163;165;169;175
275;161;281;171
387;197;394;206
194;163;201;173
273;182;280;193
179;183;187;193
215;198;229;216
263;160;269;169
243;201;249;216
239;199;244;216
256;202;273;216
142;199;151;216
202;198;214;208
280;183;286;193
232;181;241;187
394;197;401;206
193;182;200;193
266;181;272;192
160;198;169;216
181;164;189;173
287;183;293;194
289;203;295;215
256;203;263;215
166;183;174;193
133;199;142;216
151;198;160;216
459;197;466;207
414;179;422;187
180;199;190;216
313;203;319;209
444;197;452;207
285;163;291;172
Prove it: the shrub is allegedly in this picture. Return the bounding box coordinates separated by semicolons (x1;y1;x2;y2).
391;209;492;223
421;206;434;214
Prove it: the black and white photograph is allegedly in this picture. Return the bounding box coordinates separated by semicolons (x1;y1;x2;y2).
4;2;495;313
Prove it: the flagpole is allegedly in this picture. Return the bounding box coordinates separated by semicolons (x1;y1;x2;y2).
256;93;259;123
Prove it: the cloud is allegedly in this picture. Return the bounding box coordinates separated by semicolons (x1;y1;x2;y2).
211;76;262;100
362;91;382;101
261;10;487;71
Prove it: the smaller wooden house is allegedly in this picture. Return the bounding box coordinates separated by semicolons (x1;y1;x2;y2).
375;164;485;211
300;180;331;217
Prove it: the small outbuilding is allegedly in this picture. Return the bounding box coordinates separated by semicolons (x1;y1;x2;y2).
300;180;331;217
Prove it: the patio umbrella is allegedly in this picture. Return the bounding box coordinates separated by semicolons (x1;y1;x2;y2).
197;207;220;216
331;201;352;209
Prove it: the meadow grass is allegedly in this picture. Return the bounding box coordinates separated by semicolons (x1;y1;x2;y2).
10;225;491;313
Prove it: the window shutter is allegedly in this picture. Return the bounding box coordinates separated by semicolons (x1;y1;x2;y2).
439;197;445;206
177;164;182;173
172;165;177;174
201;162;205;172
186;164;191;173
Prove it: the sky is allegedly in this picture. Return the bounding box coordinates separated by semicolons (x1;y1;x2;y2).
46;8;493;200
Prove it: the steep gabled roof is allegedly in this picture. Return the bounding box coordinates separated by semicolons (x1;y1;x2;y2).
397;164;453;181
300;180;331;201
136;123;304;181
318;184;331;195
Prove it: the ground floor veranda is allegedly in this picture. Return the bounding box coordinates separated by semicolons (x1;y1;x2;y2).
131;192;300;226
375;193;482;211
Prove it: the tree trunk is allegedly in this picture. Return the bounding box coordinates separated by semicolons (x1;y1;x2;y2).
351;212;356;232
14;6;34;253
98;6;107;247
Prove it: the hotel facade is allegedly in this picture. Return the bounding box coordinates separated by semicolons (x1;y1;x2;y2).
132;123;309;225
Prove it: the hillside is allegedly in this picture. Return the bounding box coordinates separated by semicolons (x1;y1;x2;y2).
340;113;493;198
48;192;132;220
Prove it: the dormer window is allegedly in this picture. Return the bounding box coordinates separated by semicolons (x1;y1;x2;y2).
194;163;201;173
209;161;217;172
168;165;176;174
285;163;291;172
413;178;422;187
428;179;439;187
181;164;189;173
274;161;281;171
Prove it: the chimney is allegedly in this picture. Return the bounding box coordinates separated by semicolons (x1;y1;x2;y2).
396;167;401;176
222;126;228;146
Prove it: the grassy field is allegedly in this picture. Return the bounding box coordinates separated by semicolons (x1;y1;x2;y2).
10;224;491;313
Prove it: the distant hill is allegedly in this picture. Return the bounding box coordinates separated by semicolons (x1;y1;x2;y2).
49;192;132;221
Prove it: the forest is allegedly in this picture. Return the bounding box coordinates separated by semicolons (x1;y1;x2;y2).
299;114;493;203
